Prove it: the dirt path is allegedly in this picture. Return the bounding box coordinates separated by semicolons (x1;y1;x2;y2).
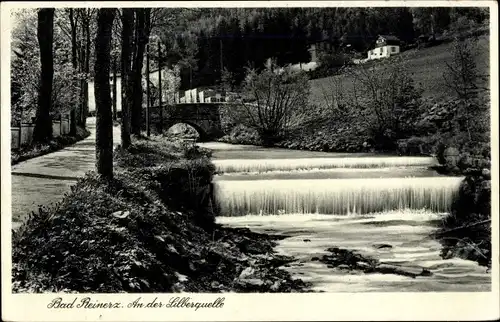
11;117;121;230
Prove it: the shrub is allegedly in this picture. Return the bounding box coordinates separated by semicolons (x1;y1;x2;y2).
229;61;311;146
346;56;423;150
437;175;491;267
396;135;438;156
218;124;262;146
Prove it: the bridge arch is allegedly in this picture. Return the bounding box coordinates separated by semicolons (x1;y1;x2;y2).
152;103;226;142
164;121;208;141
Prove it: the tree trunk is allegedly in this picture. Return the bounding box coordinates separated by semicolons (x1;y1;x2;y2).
112;57;117;121
33;8;55;144
82;17;91;127
120;8;134;148
79;44;85;125
69;8;78;135
95;8;115;179
158;40;163;133
146;44;150;136
130;8;151;135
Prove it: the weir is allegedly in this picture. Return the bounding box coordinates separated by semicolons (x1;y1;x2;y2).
213;177;463;216
213;156;438;174
207;143;489;293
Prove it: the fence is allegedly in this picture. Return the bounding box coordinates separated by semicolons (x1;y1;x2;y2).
11;113;72;150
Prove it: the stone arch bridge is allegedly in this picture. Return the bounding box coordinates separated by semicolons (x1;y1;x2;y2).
149;103;228;141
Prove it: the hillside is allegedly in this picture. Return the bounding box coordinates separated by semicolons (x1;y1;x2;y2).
309;35;490;108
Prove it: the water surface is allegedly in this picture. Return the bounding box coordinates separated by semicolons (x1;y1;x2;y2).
199;142;490;292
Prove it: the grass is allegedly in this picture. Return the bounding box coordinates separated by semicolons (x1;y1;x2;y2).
309;35;490;108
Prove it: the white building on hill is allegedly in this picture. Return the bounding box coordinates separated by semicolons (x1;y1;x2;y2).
367;35;401;61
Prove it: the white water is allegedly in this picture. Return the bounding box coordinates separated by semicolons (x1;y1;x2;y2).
218;211;490;292
214;177;462;216
213;156;438;173
199;142;491;292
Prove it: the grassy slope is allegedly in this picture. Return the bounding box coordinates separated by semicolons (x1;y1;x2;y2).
309;36;490;108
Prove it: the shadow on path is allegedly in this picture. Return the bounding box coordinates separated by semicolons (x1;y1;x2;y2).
11;172;80;181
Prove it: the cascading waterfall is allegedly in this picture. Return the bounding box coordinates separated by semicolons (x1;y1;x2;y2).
213;157;438;174
213;177;463;216
207;142;489;292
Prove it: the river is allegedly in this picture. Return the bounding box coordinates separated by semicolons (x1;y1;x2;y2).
199;142;491;292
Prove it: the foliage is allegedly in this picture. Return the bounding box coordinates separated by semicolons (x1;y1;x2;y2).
346;57;423;150
437;175;491;267
316;52;350;75
11;9;40;123
148;66;181;106
230;64;311;146
443;37;489;142
10;9;86;125
218;124;263;146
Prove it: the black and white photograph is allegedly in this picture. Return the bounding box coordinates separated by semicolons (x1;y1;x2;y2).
1;1;498;321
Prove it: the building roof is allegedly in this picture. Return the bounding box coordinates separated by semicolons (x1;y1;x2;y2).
378;35;400;42
374;35;401;47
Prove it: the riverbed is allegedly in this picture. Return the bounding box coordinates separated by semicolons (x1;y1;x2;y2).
200;142;491;292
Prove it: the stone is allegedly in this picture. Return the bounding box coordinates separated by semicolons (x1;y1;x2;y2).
356;261;371;269
241;278;264;286
373;243;393;249
112;210;130;219
375;264;429;278
481;168;491;179
444;147;460;167
311;257;320;261
337;264;350;270
239;267;255;279
303;239;311;242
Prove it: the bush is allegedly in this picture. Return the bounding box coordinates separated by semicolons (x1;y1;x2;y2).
437;175;491;267
346;56;424;150
396;136;439;156
229;61;311;146
218;124;262;146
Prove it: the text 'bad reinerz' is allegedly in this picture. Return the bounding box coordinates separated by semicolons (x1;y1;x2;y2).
47;297;225;311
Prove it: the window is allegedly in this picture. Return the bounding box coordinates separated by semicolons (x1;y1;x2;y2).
391;46;397;53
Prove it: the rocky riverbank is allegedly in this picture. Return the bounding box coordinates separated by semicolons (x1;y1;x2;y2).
315;247;433;278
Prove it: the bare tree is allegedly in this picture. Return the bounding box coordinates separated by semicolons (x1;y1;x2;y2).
33;8;55;144
318;72;350;120
347;58;423;149
94;8;115;178
232;63;310;146
443;38;488;141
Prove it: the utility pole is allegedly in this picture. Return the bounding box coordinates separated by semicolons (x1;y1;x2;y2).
219;38;223;80
158;39;163;134
146;44;151;137
112;56;117;121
